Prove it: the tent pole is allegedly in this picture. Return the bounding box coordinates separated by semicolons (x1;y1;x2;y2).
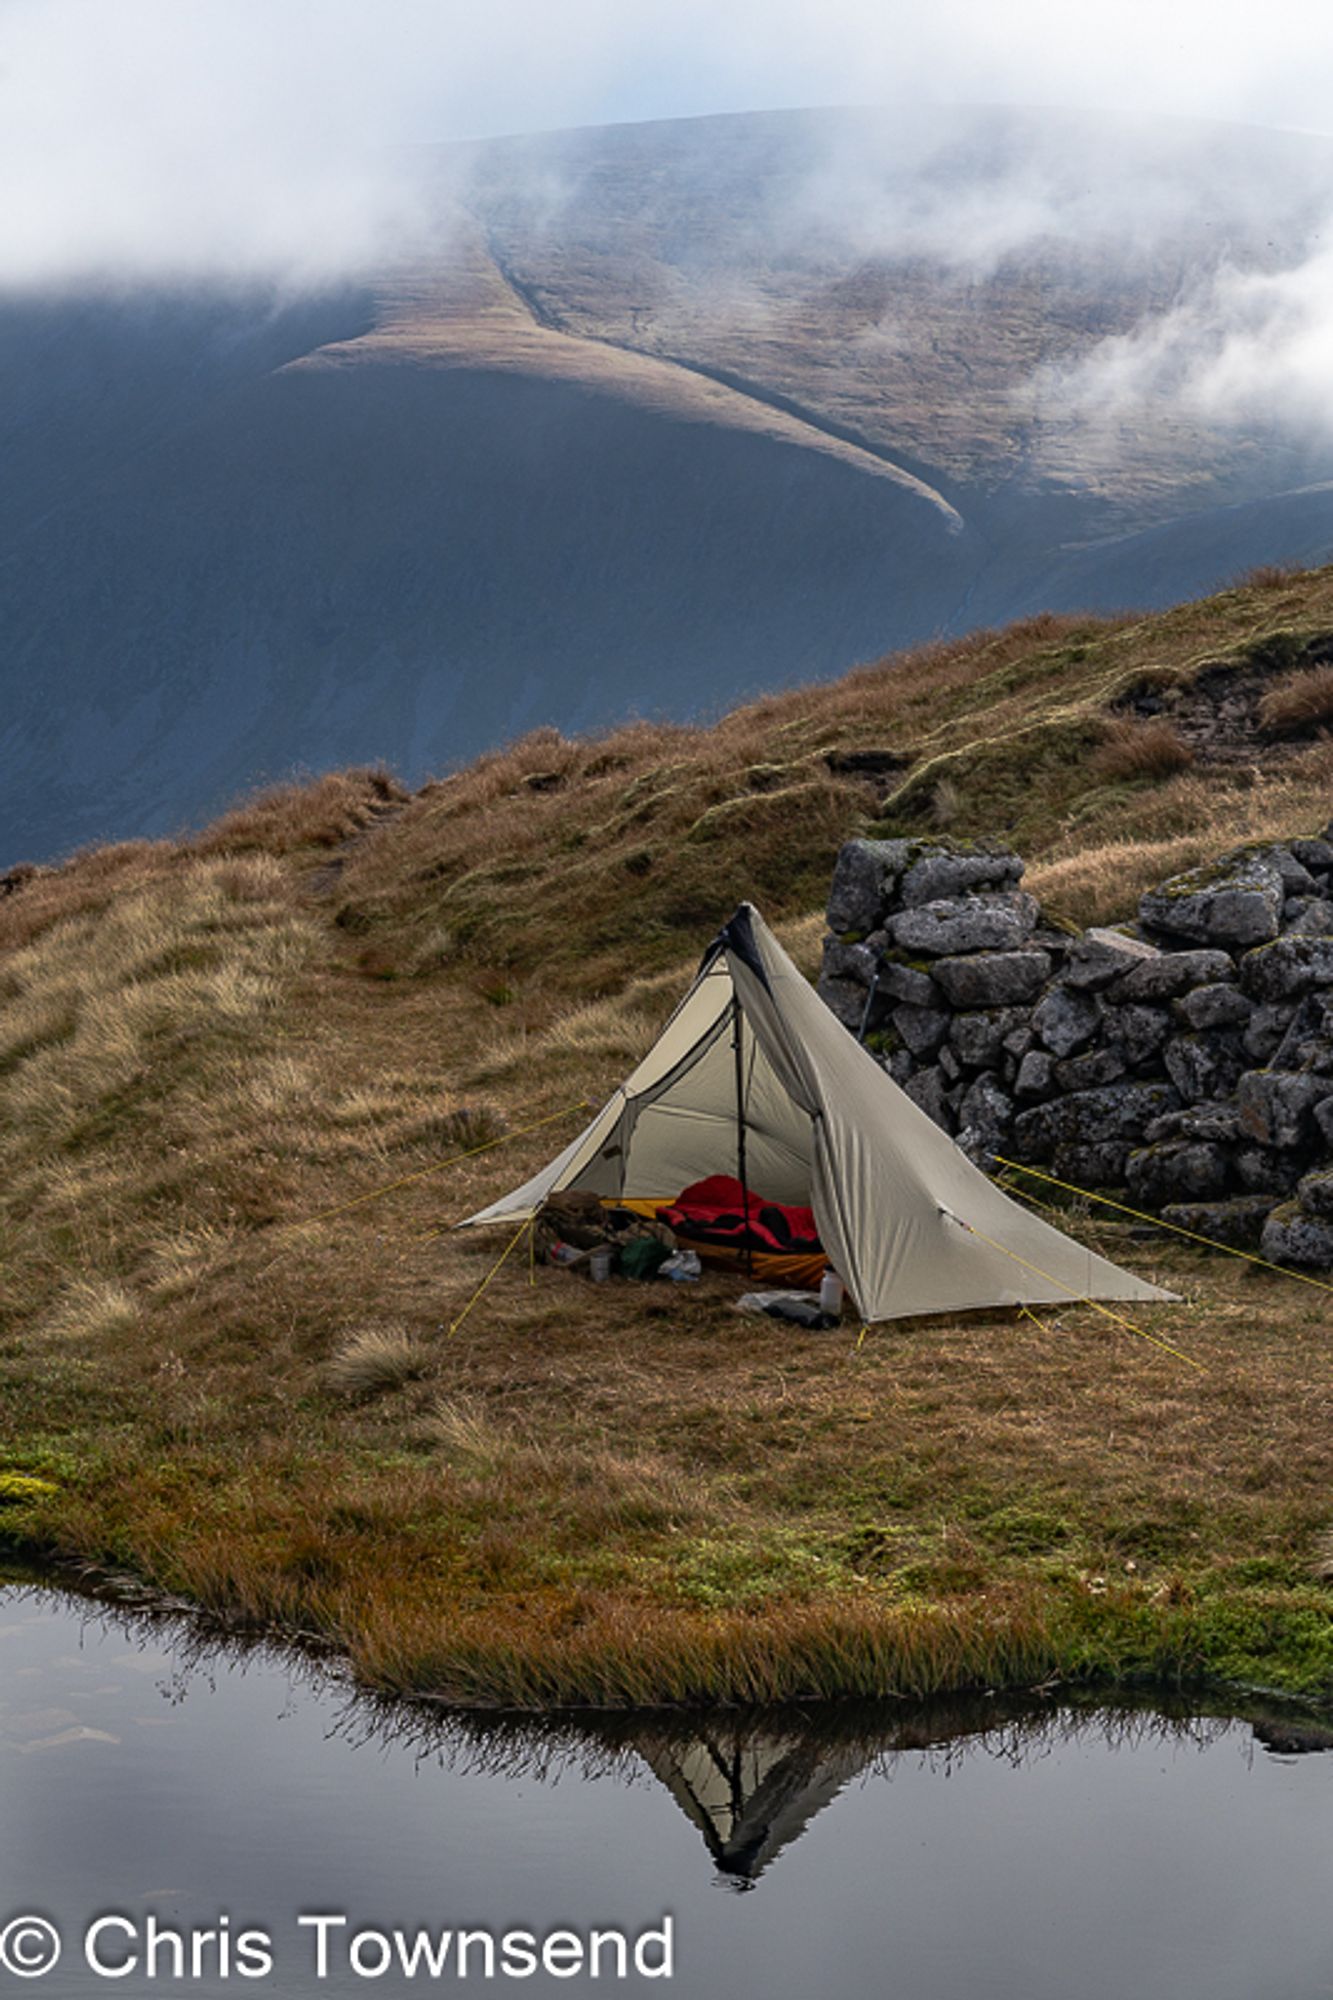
732;996;753;1276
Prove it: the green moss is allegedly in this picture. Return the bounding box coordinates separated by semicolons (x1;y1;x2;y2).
0;1473;58;1504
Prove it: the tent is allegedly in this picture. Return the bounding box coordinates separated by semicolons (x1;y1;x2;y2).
460;903;1172;1324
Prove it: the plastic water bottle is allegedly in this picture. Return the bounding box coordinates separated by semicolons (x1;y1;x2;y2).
819;1270;845;1316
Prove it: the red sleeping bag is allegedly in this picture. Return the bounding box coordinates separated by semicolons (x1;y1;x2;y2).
656;1176;822;1255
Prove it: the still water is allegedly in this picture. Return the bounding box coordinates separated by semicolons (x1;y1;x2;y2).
4;1581;1333;1998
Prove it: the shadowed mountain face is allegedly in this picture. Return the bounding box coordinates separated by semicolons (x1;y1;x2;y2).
4;105;1333;864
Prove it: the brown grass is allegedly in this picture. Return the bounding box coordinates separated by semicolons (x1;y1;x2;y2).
192;768;409;856
1257;665;1333;738
326;1329;434;1398
6;567;1333;1703
1090;717;1195;782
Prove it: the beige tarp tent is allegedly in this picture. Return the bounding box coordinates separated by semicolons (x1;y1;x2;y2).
460;904;1171;1324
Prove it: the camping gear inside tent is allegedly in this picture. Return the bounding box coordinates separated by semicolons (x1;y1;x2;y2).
459;903;1173;1324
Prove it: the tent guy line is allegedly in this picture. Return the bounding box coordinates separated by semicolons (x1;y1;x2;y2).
995;1156;1333;1302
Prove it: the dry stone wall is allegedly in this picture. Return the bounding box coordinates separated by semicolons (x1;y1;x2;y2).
817;832;1333;1266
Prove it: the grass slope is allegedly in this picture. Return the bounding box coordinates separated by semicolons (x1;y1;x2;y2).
6;565;1333;1706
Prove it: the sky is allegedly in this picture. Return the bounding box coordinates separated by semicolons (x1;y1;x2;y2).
4;0;1333;287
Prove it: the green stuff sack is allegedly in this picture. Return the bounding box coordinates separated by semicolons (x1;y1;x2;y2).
618;1236;672;1281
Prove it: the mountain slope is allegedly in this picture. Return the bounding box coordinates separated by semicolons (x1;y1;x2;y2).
5;105;1333;866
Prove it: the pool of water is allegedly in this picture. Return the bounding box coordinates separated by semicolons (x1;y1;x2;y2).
3;1580;1333;1997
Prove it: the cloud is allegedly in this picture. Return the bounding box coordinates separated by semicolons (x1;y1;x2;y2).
1042;245;1333;436
3;0;1333;467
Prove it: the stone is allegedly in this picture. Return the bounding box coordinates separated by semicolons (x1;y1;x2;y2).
827;838;914;933
1109;1003;1174;1071
1236;1070;1330;1150
818;977;868;1033
821;937;880;986
1269;847;1319;895
892;1003;950;1058
1270;993;1333;1074
1052;1046;1128;1093
930;948;1052;1008
904;1066;951;1131
1126;1141;1229;1207
1160;1196;1278;1250
1297;1167;1333;1219
1235;1146;1303;1195
1261;1201;1333;1268
1002;1022;1033;1060
1063;928;1161;991
1281;899;1333;937
884;1049;915;1087
1243;1002;1296;1064
1290;838;1333;874
1239;935;1333;1002
888;892;1040;957
956;1074;1013;1165
1013;1082;1179;1160
1139;851;1285;950
1031;984;1102;1057
1143;1109;1188;1144
1052;1141;1133;1186
939;1044;964;1085
1112;950;1236;1004
1173;983;1252;1032
1177;1102;1243;1144
950;1007;1027;1070
1163;1032;1246;1105
879;960;939;1008
1015;1050;1055;1101
898;843;1023;906
1316;1098;1333;1150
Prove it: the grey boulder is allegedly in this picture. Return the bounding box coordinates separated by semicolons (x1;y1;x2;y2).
898;844;1023;907
827;838;911;934
1173;983;1252;1032
1236;1071;1332;1150
1261;1201;1333;1268
888;891;1040;957
1112;949;1236;1004
1139;851;1285;950
930;948;1052;1008
1032;984;1102;1057
1063;928;1161;991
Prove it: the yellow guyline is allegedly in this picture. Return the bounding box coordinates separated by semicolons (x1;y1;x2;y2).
939;1205;1205;1372
447;1218;534;1337
278;1100;592;1236
994;1155;1333;1302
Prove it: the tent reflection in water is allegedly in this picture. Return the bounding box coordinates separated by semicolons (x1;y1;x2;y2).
637;1721;869;1887
461;903;1171;1322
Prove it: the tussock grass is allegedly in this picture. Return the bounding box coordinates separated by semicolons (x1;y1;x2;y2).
39;1280;140;1346
1257;665;1333;738
1091;717;1194;782
6;566;1333;1704
326;1330;433;1398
